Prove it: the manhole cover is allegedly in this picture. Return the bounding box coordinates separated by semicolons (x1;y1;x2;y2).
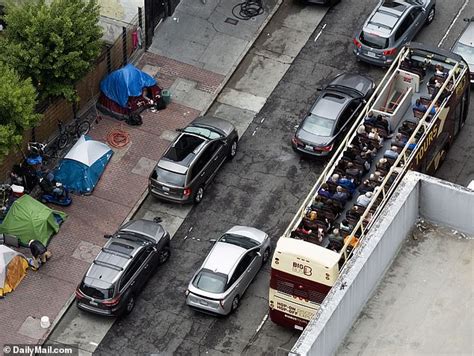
225;17;238;25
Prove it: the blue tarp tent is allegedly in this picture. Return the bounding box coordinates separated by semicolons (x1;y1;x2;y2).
100;63;157;108
54;136;113;194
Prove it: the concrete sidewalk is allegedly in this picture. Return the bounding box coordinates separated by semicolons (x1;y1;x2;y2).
0;0;282;350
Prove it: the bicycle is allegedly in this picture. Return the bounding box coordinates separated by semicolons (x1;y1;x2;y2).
57;118;91;150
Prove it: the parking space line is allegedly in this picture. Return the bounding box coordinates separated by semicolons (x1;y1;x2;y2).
314;24;327;42
438;0;470;47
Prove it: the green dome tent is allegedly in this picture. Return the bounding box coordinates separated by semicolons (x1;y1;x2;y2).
0;195;67;246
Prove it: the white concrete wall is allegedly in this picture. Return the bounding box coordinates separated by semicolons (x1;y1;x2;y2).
292;174;421;356
99;0;143;23
418;175;474;234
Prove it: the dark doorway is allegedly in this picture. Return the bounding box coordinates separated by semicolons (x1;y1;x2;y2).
144;0;168;49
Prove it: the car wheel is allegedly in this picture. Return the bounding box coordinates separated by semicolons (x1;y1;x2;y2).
231;295;240;313
194;186;204;204
124;295;136;315
426;6;435;25
158;246;170;264
262;247;271;266
228;139;238;160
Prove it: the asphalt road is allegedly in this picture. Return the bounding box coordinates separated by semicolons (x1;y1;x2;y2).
95;0;474;355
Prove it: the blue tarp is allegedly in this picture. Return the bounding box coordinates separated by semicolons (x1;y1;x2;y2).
100;64;157;108
54;136;113;195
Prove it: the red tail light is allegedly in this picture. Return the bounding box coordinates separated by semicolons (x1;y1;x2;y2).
102;295;121;306
183;188;192;196
353;38;362;48
292;136;304;147
383;48;397;56
317;144;333;152
75;288;86;300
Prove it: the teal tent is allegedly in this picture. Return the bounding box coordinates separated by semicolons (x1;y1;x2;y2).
0;195;67;246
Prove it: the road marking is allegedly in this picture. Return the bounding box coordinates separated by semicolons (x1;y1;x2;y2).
438;0;470;47
260;117;265;123
255;314;268;333
314;23;326;42
252;130;257;136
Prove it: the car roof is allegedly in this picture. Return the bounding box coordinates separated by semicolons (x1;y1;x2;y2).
84;237;144;285
119;219;166;243
458;21;474;47
161;132;208;170
202;242;246;276
364;0;416;36
311;93;349;120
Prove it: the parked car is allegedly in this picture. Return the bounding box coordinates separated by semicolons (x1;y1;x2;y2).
186;226;271;315
291;73;375;157
75;218;171;316
452;17;474;83
353;0;436;67
149;115;238;204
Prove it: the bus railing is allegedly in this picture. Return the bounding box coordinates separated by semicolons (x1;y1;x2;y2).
281;46;411;240
338;60;467;266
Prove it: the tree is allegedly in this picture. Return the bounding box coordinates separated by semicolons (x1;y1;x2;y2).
0;62;41;159
1;0;103;102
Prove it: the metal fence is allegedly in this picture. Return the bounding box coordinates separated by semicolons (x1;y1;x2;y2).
0;8;145;180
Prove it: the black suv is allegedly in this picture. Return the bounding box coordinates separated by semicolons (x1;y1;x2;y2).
149;115;238;204
75;219;171;316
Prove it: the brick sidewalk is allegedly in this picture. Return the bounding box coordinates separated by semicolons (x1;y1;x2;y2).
0;55;224;347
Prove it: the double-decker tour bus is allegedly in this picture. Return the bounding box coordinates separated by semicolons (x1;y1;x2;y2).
269;43;470;330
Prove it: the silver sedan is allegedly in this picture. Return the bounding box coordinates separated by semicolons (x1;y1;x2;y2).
185;226;271;315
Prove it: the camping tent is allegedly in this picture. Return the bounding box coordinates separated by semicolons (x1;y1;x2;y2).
96;63;163;121
0;245;29;297
0;195;67;246
54;135;113;194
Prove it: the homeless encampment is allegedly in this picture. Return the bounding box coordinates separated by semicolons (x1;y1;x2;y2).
0;245;29;297
0;195;67;247
54;135;113;195
97;63;165;122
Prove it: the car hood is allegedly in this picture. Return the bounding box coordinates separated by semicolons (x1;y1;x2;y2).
297;127;332;147
119;219;167;243
226;226;267;244
192;115;235;137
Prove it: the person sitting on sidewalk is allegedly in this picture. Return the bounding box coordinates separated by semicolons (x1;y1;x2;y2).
28;239;52;269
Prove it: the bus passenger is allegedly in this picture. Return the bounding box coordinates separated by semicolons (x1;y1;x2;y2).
356;191;373;207
332;186;349;204
318;183;332;199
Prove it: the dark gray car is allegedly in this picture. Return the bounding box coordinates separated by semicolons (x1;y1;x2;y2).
353;0;436;67
75;219;171;316
149;116;238;204
292;73;375;157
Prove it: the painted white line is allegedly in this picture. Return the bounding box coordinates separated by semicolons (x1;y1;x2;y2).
252;130;257;136
314;23;327;42
260;117;265;123
184;235;188;240
189;226;193;232
255;314;268;334
438;0;470;47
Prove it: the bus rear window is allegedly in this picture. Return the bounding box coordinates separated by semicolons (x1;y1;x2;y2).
360;31;388;49
274;278;326;304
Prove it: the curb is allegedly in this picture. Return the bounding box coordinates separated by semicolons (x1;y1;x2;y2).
40;0;284;346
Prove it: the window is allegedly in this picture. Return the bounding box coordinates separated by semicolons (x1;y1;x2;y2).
184;126;223;140
301;115;336;137
410;8;422;22
219;234;259;249
189;145;214;181
119;249;147;290
228;250;258;286
360;31;389;49
395;14;414;41
192;269;227;293
154;167;186;187
80;281;114;300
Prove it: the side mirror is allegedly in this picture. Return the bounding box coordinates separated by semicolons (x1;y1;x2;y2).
294;124;299;131
257;251;262;257
104;234;112;239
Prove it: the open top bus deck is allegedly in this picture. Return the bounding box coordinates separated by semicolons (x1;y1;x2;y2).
269;42;470;329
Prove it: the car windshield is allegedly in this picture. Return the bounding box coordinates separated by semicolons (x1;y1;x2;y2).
80;281;114;300
220;233;259;249
360;31;389;49
184;126;222;139
453;42;474;63
193;269;227;293
155;167;186;187
301;114;335;137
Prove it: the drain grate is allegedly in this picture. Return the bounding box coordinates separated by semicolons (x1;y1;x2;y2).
225;17;239;25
